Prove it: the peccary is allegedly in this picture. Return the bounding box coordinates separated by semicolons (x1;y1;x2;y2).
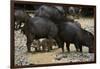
57;22;94;53
14;10;58;52
34;5;67;24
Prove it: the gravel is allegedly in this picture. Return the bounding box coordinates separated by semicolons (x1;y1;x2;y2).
54;52;94;63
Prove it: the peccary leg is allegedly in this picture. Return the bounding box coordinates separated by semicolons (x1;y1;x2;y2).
74;42;82;52
55;39;64;52
79;45;82;52
66;42;70;52
74;42;80;52
26;34;33;52
50;45;52;50
55;37;62;48
35;48;38;52
49;39;53;50
56;40;61;48
60;41;64;52
27;39;32;52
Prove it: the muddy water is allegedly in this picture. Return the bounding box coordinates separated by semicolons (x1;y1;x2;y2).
14;18;95;65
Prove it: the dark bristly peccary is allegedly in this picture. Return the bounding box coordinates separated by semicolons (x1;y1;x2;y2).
34;5;68;23
57;21;94;53
23;17;58;52
34;5;65;18
14;10;58;52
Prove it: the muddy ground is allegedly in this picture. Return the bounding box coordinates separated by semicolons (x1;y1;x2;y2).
14;17;95;66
